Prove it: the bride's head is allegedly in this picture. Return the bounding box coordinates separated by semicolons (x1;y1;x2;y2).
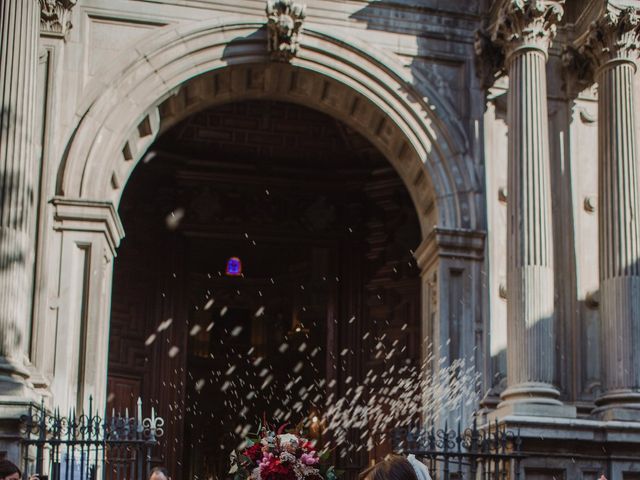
358;455;418;480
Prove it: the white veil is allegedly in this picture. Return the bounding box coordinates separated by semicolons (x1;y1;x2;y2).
406;454;432;480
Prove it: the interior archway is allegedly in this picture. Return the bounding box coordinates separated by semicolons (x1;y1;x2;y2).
107;100;423;480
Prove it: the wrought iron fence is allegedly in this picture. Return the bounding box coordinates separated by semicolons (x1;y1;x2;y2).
20;397;164;480
392;419;524;480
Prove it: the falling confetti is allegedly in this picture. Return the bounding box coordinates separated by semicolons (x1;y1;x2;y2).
165;208;185;230
145;333;157;346
157;318;173;332
261;375;274;390
142;151;157;164
168;346;180;358
231;326;243;337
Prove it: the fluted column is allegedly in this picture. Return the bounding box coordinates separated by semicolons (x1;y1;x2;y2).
504;45;559;404
576;5;640;416
0;0;39;394
487;0;566;408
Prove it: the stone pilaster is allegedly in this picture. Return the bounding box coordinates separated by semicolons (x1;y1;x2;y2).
0;0;39;395
484;0;574;414
574;4;640;419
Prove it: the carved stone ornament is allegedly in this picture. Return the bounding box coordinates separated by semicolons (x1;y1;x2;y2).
578;4;640;70
476;0;564;88
491;0;564;57
40;0;77;38
564;4;640;94
266;0;306;62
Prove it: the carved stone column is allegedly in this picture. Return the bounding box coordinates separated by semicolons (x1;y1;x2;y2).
0;0;39;395
574;5;640;419
485;0;573;414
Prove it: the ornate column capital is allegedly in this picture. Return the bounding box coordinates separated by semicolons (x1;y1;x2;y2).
265;0;306;62
39;0;77;38
577;4;640;72
492;0;564;59
476;0;564;88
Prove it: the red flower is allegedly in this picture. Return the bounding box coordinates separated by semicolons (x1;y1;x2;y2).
260;458;296;480
244;444;263;463
301;441;315;452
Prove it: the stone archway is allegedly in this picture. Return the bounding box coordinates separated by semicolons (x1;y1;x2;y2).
44;16;486;419
56;17;480;235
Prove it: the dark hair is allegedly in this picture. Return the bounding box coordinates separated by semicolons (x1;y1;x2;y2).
148;467;170;480
0;460;21;479
359;456;417;480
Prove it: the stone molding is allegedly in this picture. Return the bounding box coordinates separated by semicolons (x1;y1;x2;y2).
51;198;124;256
266;0;306;62
414;227;485;273
39;0;76;38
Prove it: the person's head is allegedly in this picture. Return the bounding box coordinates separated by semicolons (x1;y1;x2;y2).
359;455;418;480
0;460;21;480
149;466;171;480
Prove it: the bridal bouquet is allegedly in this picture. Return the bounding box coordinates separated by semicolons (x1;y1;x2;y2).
229;424;337;480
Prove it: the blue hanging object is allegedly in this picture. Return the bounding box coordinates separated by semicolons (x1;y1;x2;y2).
226;257;242;276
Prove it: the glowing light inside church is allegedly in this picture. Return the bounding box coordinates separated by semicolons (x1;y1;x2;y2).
225;257;242;276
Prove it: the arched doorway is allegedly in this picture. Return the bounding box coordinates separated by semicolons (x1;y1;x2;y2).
45;18;485;480
107;100;422;479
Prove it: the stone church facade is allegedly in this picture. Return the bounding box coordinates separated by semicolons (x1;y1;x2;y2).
1;0;640;478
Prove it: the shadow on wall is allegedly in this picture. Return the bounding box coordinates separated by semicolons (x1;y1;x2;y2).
348;1;483;141
349;0;492;392
221;26;267;62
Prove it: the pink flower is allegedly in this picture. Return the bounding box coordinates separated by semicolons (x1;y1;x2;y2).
300;453;319;465
259;453;275;469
